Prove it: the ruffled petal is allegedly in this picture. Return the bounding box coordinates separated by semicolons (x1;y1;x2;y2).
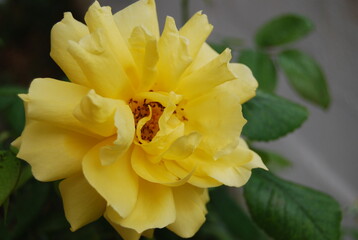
176;140;267;187
99;103;135;165
59;173;106;231
163;132;201;161
107;179;176;233
128;26;158;92
179;11;213;59
175;49;236;99
225;63;258;103
67;29;135;100
168;185;208;238
184;83;246;159
105;214;141;240
155;16;191;91
164;160;221;188
73;89;118;137
131;146;192;186
84;1;138;85
23;78;97;136
50;12;90;87
17;120;98;181
82;139;138;218
114;0;159;40
184;43;218;75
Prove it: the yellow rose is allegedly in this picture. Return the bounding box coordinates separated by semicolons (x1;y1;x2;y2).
13;0;267;239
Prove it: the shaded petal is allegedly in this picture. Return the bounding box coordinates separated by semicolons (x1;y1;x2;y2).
68;29;135;100
99;104;135;165
114;0;159;40
82;139;138;218
17;120;98;181
73;89;118;137
168;185;208;238
178;140;267;187
179;11;213;59
183;43;218;75
164;160;221;188
105;214;141;240
84;2;139;86
108;179;176;233
184;84;246;159
128;26;158;92
175;49;236;99
131;146;193;186
163;132;202;161
156;17;191;91
24;78;97;136
59;173;106;231
224;63;258;103
50;12;90;87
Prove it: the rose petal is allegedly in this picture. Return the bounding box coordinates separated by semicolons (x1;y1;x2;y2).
50;12;90;87
59;173;106;231
168;184;209;238
17;120;98;181
82;139;138;218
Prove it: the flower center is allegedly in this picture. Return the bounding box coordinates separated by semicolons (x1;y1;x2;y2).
129;98;164;143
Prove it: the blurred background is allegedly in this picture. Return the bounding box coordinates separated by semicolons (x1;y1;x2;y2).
1;0;357;238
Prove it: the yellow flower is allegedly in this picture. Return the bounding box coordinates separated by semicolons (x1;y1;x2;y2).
13;0;267;239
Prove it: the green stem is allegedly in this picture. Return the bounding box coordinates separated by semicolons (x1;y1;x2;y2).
181;0;190;25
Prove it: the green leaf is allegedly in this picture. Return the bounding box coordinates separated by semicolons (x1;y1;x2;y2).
0;86;26;110
0;150;21;206
207;187;269;240
0;86;27;135
0;180;50;239
238;49;277;92
253;148;292;172
242;91;308;141
278;49;330;108
244;169;342;240
255;14;314;47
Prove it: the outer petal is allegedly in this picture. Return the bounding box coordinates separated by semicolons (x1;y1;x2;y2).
84;2;138;85
128;26;158;92
105;209;155;240
105;215;141;240
175;140;267;187
225;63;258;103
82;139;138;218
50;12;90;87
175;49;236;99
168;185;209;238
23;78;97;136
107;179;176;233
17;121;98;181
68;29;135;100
59;173;106;231
179;11;213;59
184;83;246;159
156;17;191;91
183;43;219;76
114;0;159;40
201;140;267;187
